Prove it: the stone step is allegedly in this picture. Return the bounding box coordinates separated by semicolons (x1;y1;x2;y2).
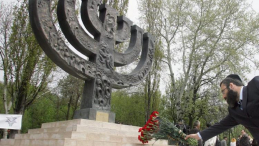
41;119;140;132
63;139;169;146
0;138;169;146
28;125;76;134
28;125;139;137
0;139;15;145
11;131;169;145
14;132;72;140
15;131;142;143
74;125;139;137
41;119;82;128
0;139;65;146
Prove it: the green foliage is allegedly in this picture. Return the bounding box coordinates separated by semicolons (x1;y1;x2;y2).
153;117;198;146
57;75;84;120
111;90;146;126
0;82;5;113
6;0;56;114
21;93;58;133
21;87;83;133
0;81;14;114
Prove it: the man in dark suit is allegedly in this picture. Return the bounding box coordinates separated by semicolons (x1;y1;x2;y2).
186;74;259;142
189;120;203;146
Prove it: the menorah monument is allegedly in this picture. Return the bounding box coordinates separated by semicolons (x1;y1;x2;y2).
29;0;155;122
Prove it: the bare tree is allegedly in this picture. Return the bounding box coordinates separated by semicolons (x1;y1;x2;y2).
0;1;14;139
138;0;164;122
0;0;56;138
138;0;259;126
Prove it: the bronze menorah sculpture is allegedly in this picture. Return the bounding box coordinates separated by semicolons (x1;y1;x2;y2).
29;0;155;122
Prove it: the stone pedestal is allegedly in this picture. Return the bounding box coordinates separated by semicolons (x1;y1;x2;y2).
73;108;115;123
0;119;170;146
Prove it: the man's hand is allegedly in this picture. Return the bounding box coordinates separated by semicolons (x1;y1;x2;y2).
185;134;200;140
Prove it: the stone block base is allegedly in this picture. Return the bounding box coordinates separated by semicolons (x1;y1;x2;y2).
73;108;115;123
0;119;170;146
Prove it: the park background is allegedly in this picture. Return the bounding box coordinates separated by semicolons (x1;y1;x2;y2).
1;0;259;143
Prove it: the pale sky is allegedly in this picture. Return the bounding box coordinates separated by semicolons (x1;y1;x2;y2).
0;0;258;21
126;0;139;25
0;0;140;22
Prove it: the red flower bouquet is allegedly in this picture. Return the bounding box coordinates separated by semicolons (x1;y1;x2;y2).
138;111;198;145
138;111;160;144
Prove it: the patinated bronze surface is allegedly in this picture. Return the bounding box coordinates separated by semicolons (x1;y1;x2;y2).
29;0;155;120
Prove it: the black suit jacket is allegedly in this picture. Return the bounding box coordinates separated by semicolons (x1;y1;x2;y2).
200;76;259;141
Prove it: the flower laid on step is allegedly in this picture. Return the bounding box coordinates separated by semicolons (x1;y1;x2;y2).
138;111;198;146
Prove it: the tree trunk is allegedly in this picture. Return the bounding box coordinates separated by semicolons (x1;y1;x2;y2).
72;93;81;118
3;61;11;139
66;95;72;120
3;78;8;139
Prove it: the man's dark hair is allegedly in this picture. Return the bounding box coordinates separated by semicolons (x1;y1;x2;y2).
223;136;227;139
206;123;211;127
240;135;250;146
220;77;244;87
227;74;242;82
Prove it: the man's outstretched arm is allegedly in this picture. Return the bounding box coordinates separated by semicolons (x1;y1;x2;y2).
186;114;238;141
185;134;200;140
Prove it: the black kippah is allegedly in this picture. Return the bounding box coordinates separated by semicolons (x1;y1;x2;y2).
226;74;242;83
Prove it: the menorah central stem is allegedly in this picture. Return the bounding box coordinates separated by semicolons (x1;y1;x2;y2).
73;3;118;122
